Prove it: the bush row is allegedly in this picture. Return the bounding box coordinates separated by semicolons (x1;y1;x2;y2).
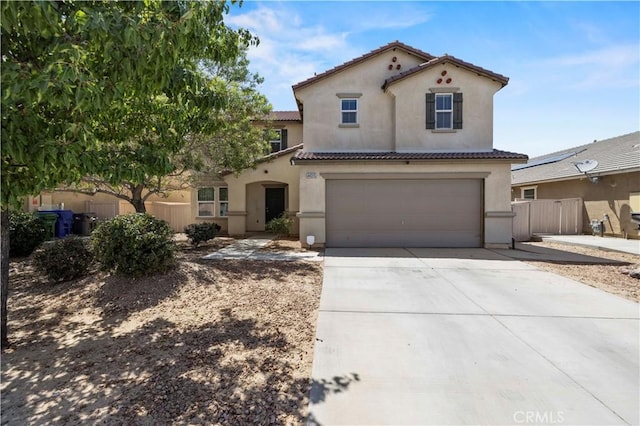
10;212;194;282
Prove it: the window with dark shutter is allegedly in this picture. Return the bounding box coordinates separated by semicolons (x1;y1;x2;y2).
425;93;435;129
269;129;282;153
281;129;288;150
453;92;463;129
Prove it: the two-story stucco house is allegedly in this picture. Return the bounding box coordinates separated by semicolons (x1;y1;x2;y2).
275;40;527;248
36;41;527;247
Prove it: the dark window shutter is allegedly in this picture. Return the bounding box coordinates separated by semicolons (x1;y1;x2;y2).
281;129;288;149
453;92;463;129
425;93;435;129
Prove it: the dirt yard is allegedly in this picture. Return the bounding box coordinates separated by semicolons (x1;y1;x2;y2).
1;238;323;425
1;238;638;425
521;241;640;302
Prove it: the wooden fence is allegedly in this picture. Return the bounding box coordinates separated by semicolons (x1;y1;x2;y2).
85;200;191;232
147;202;191;232
512;198;583;242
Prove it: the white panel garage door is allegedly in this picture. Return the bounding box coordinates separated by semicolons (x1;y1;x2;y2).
326;179;483;247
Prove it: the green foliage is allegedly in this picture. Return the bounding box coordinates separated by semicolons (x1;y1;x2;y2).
8;211;47;257
92;213;175;277
1;0;258;209
184;223;220;247
62;48;274;212
265;213;293;236
33;237;93;282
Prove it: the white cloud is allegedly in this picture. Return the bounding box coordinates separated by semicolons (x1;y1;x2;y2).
547;44;640;89
226;5;363;109
551;44;639;67
351;9;432;31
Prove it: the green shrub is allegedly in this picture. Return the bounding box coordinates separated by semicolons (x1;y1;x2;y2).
184;222;219;247
92;213;175;277
34;237;93;282
9;211;48;257
265;213;293;236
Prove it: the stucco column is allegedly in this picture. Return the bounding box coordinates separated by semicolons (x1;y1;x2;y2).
226;179;247;236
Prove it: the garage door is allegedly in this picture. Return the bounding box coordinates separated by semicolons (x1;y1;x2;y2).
326;179;483;247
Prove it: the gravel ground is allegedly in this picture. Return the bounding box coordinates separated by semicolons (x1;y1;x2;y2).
1;238;637;425
520;241;640;302
1;238;323;425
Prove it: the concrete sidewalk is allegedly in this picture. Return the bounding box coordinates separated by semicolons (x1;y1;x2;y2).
202;235;322;261
539;235;639;256
309;248;639;425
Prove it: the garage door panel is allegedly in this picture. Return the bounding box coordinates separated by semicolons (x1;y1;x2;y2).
326;179;482;247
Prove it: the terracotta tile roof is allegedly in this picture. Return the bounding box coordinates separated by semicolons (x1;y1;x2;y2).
292;41;435;91
220;144;303;176
268;111;301;121
292;149;528;164
383;54;509;90
511;131;640;185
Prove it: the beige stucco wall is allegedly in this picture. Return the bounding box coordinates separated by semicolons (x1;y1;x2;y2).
223;153;300;236
297;161;514;247
281;121;303;146
387;64;501;152
512;171;640;239
295;50;426;152
32;189;191;214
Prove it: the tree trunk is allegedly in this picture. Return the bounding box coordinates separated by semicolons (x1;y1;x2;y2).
131;185;146;213
1;209;10;348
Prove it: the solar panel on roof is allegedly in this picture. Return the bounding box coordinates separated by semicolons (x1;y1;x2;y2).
512;151;579;171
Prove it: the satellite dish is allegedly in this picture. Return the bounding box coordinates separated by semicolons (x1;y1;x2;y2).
574;159;598;173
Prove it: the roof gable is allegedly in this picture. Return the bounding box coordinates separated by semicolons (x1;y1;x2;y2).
511;132;640;185
291;41;435;92
382;54;509;90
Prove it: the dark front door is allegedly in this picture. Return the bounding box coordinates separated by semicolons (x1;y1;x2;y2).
265;187;285;224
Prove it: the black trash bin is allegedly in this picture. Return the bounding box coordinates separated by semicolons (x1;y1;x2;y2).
73;212;98;236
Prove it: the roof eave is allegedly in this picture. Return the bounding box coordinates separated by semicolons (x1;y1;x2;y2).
292;157;527;166
383;56;509;91
292;41;435;92
512;166;640;186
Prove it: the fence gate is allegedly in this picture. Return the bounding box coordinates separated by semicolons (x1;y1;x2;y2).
512;198;583;241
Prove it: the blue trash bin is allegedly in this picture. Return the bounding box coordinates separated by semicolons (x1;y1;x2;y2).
39;210;74;238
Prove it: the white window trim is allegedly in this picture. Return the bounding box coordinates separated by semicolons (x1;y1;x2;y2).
521;186;537;200
196;187;229;218
219;187;229;217
340;98;358;125
435;93;453;130
270;129;282;152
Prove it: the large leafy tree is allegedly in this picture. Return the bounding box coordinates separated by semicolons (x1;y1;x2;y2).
56;49;273;213
1;0;257;347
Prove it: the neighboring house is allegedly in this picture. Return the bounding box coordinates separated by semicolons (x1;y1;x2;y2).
287;40;527;248
33;41;529;248
511;131;640;239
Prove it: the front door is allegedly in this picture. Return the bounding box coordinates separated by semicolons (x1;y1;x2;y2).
265;187;285;224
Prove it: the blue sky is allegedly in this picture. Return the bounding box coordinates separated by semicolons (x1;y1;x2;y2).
227;1;640;157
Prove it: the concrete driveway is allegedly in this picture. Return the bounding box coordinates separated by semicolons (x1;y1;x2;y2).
308;248;639;425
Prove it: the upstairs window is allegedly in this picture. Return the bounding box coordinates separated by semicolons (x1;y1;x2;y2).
268;129;288;153
270;129;282;152
426;92;463;130
341;99;358;124
435;94;453;129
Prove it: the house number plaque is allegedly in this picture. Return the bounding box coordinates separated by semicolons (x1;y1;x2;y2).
305;172;318;179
